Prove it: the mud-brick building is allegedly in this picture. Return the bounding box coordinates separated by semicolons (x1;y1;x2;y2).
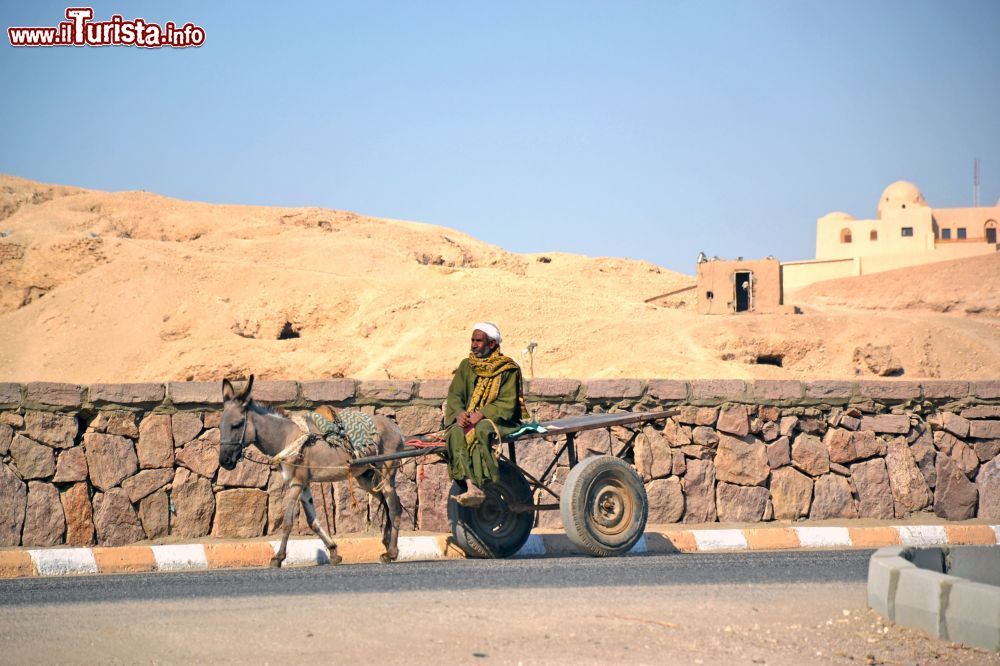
696;257;791;315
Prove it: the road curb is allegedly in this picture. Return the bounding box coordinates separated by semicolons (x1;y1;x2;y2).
2;524;997;579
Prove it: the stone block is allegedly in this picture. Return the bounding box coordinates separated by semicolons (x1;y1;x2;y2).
948;546;1000;587
716;404;749;436
946;580;1000;651
251;381;298;403
0;464;27;546
26;382;84;407
9;434;56;480
861;414;910;434
24;411;78;449
137;414;174;469
939;412;971;438
89;383;165;404
171;468;215;538
690;380;748;402
975;458;1000;520
526;378;581;399
715;435;768;486
93;488;145;546
681;459;716;523
921;381;969;400
894;567;962;640
961;406;1000;419
811;474;858;519
217;456;270;489
752;380;803;401
300;379;358;402
22;481;65;546
691;425;719;448
766;436;790;469
122;468;174;503
139;490;169;540
171;412;203;446
886;438;931;518
176;436;220;479
395;405;443;436
89;410;139;438
973;380;1000;399
84;432;138;491
646;380;687;401
0;423;10;455
417;379;451;400
716;482;768;522
646;477;684;523
584;379;642;400
52;447;88;483
973;439;1000;463
852;458;894;519
858;381;922;402
0;383;22;406
804;381;853;400
769;467;813;520
358;380;415;401
791;433;829;477
970;419;1000;439
60;481;94;546
168;382;223;405
867;549;914;619
417;462;451;532
213;489;267;538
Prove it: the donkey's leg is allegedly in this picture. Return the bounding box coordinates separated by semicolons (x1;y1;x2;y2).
272;483;304;568
300;486;341;565
380;480;404;563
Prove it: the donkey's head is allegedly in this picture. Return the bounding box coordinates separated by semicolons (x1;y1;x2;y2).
219;375;255;470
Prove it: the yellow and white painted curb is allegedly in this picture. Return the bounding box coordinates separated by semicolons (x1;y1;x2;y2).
1;525;997;579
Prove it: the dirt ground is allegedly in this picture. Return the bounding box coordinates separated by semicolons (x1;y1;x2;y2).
4;581;997;665
1;173;998;383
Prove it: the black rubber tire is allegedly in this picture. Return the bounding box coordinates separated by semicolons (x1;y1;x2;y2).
560;455;648;557
447;460;535;559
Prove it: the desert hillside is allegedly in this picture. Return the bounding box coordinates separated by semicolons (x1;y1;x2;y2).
1;174;997;383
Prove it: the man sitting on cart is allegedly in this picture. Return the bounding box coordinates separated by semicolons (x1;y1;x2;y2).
445;322;525;507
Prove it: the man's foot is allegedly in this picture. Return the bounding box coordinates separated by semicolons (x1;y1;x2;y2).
455;483;487;507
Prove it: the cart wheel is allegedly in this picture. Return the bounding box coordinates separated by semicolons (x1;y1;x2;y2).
448;460;535;559
560;455;648;557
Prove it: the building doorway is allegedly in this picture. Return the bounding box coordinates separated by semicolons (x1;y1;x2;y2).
735;271;752;312
986;220;997;244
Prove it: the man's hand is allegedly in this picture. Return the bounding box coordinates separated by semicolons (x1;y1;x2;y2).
456;411;484;429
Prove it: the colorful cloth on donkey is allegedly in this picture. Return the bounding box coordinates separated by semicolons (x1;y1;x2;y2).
309;408;379;459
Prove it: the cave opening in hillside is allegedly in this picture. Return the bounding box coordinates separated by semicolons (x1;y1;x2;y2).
278;322;300;340
755;354;783;367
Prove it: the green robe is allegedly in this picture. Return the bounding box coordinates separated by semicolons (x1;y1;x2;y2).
444;357;523;486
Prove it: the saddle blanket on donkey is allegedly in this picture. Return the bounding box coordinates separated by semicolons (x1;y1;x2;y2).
309;405;380;459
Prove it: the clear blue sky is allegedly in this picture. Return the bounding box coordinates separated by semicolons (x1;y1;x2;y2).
2;1;999;273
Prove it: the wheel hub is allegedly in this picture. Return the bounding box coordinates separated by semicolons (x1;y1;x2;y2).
589;479;634;536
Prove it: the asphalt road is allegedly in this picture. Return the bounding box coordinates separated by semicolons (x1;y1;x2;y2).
1;550;871;605
3;550;995;665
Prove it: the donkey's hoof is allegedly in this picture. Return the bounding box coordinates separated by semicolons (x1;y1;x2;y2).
329;553;343;565
379;552;397;564
269;556;284;568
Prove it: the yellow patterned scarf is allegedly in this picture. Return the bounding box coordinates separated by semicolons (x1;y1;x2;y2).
465;350;519;447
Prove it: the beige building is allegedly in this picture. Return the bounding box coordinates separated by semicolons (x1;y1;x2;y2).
782;181;999;292
696;180;998;313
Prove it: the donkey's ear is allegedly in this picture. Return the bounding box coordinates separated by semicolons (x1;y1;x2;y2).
239;374;255;405
222;378;236;402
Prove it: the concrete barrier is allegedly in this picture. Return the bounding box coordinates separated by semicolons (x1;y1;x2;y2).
868;545;1000;651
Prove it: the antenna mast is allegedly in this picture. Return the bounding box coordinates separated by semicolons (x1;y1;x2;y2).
974;157;980;207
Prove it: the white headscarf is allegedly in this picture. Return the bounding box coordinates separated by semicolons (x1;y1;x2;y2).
472;322;502;344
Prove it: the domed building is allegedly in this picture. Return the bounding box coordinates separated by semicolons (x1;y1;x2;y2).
780;180;999;292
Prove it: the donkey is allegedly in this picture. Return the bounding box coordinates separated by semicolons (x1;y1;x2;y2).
219;375;407;567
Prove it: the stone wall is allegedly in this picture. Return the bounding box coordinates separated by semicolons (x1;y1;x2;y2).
1;378;998;548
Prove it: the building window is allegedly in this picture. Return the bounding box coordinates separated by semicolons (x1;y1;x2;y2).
941;228;951;240
870;230;878;241
901;227;913;237
957;228;966;239
840;228;852;243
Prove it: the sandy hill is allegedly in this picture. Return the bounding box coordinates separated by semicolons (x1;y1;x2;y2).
0;174;997;383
